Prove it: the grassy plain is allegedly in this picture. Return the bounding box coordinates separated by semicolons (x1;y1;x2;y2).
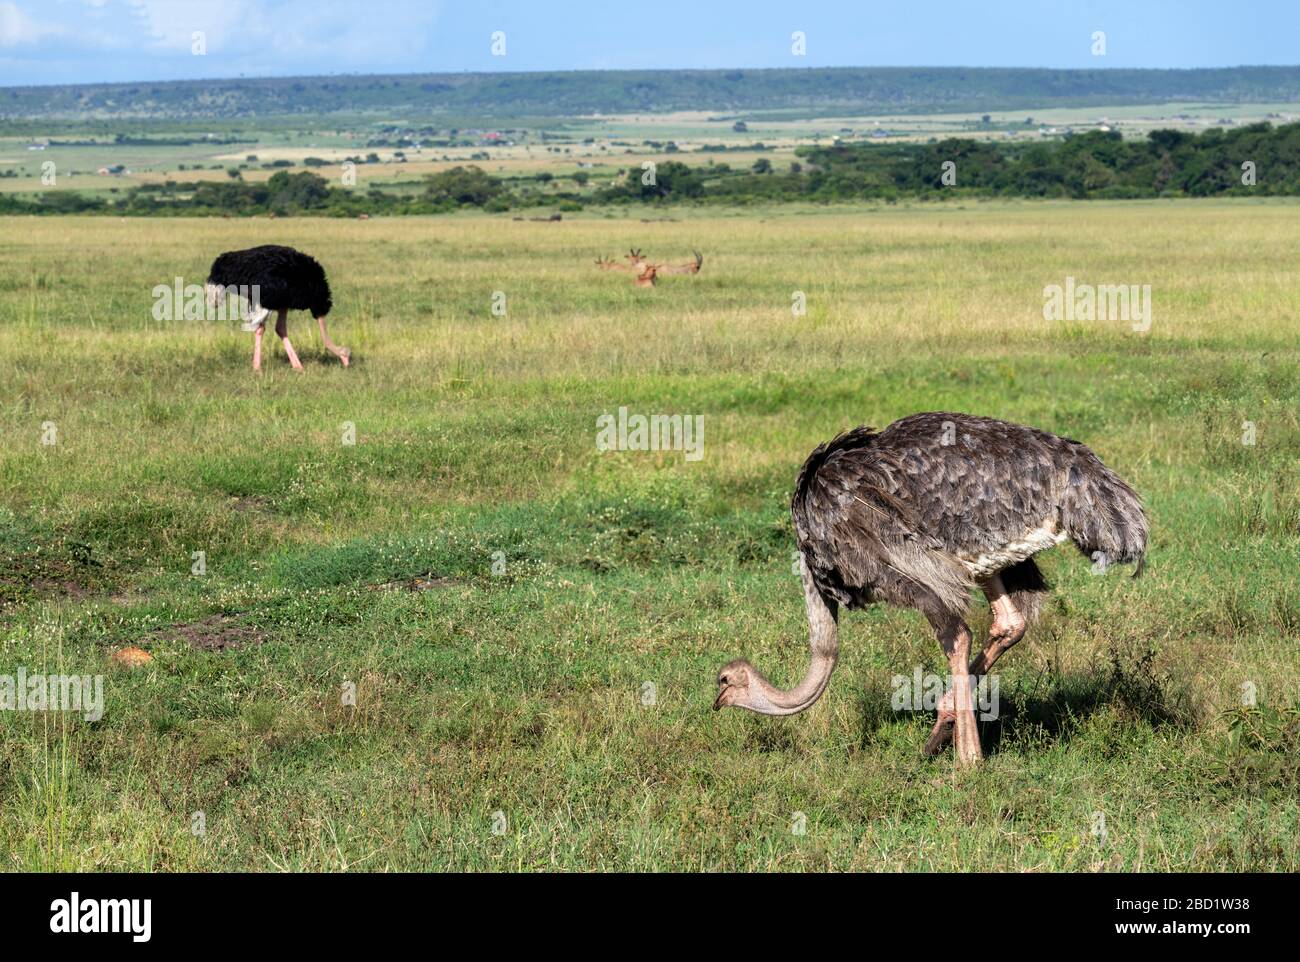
0;200;1297;870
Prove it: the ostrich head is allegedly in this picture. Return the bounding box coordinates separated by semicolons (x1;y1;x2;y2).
713;658;758;711
713;653;834;716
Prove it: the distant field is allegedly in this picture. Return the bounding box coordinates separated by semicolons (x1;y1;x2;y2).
0;201;1296;870
3;98;1297;199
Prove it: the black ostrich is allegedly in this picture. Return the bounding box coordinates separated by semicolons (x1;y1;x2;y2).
713;412;1149;765
205;245;349;371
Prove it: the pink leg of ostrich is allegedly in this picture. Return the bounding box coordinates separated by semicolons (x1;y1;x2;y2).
274;309;304;371
316;315;350;367
252;323;264;371
924;573;1027;756
936;618;983;766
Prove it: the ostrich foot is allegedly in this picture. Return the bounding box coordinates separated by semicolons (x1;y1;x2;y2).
925;665;995;755
282;337;304;370
315;317;349;367
924;712;955;756
929;681;983;764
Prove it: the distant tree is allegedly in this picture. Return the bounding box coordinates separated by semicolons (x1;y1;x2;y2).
732;121;748;132
1153;153;1177;193
423;165;505;206
752;158;773;174
38;192;105;213
602;160;705;201
266;170;330;211
1148;129;1190;152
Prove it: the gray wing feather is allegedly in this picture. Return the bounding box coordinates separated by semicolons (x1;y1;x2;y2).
791;413;1148;625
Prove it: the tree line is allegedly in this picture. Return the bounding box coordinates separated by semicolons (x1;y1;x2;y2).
2;122;1296;217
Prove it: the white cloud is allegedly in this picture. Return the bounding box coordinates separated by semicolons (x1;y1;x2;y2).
123;0;261;53
0;1;65;47
3;0;446;82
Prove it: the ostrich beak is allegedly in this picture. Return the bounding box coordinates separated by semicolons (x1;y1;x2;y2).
712;685;729;711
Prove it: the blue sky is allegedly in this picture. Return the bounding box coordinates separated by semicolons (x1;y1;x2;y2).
1;1;1296;87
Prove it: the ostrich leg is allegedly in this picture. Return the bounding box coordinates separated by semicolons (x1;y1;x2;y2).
275;309;304;371
316;315;350;367
252;323;264;371
936;618;982;765
924;573;1027;756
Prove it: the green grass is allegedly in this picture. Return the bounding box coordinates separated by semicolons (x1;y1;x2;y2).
0;201;1297;870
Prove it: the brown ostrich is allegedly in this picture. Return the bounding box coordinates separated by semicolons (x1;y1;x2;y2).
713;412;1148;766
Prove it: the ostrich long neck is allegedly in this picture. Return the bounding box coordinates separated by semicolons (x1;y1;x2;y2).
749;559;840;715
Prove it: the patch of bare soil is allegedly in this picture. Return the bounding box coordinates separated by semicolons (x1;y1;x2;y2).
0;542;106;612
29;577;92;599
230;495;271;513
149;614;266;652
